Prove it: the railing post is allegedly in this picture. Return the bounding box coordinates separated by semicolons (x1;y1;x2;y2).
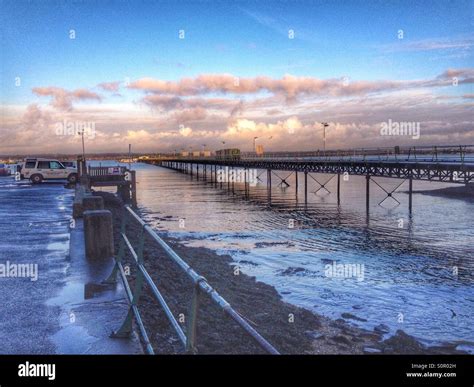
103;207;127;284
186;281;202;353
111;222;146;338
130;170;137;208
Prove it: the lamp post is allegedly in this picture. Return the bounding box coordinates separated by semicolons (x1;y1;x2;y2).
253;136;258;153
80;129;86;160
321;122;329;152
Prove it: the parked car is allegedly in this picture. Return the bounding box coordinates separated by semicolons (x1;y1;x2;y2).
20;158;78;184
0;163;10;176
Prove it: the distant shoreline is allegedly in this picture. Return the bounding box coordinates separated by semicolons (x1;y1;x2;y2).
411;184;474;203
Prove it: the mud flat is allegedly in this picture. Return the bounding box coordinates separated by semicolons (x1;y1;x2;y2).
96;191;467;355
413;183;474;202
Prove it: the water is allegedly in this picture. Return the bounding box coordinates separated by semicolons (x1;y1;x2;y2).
124;162;474;348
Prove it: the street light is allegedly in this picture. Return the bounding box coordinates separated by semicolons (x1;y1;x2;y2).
321;122;329;152
79;129;86;159
253;136;258;153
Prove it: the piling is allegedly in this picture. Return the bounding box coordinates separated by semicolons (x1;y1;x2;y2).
409;176;413;214
267;169;271;203
295;171;298;198
304;171;308;204
366;174;370;213
83;196;104;211
337;173;341;205
83;210;114;261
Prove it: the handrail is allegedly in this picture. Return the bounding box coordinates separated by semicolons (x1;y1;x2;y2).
107;205;279;354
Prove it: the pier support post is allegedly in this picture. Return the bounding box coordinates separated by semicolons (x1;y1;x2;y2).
267;169;271;203
231;166;234;194
366;175;370;213
295;171;298;198
304;171;308;204
409;176;413;214
83;210;114;261
337;173;341;206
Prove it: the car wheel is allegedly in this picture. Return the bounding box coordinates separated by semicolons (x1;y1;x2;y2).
67;173;78;184
30;174;43;184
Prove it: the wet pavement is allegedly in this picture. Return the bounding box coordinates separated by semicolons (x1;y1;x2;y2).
0;177;141;354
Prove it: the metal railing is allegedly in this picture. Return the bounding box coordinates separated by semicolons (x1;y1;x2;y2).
104;205;279;354
88;166;127;177
239;145;474;163
145;145;474;165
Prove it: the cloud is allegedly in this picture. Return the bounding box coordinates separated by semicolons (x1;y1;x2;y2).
3;67;473;155
230;99;244;117
128;70;474;101
173;107;207;123
32;87;102;111
97;81;121;92
179;126;193;137
381;35;474;53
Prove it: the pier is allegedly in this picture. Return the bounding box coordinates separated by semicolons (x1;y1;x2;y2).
146;145;474;214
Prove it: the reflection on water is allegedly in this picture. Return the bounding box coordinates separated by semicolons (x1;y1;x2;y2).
122;163;474;345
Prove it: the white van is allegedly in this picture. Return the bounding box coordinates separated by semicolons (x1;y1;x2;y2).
21;158;78;184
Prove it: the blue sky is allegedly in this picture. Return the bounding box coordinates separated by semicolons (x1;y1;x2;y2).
2;0;472;103
1;0;473;153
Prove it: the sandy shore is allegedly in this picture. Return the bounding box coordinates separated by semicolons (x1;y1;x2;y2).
96;192;466;355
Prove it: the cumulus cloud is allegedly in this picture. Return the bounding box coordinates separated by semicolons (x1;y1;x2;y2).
97;81;121;92
173;107;207;123
128;70;474;100
3;68;473;155
179;126;193;137
32;87;102;111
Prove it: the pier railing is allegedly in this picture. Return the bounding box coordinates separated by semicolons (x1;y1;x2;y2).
154;144;474;164
105;205;279;355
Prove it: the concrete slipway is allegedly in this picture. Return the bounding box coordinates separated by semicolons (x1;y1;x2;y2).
0;178;141;354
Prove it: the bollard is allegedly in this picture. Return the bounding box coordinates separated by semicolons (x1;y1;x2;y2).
73;185;87;218
83;210;114;261
83;196;104;211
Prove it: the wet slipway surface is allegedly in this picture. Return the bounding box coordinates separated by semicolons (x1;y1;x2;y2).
0;179;72;353
0;177;140;354
126;162;474;350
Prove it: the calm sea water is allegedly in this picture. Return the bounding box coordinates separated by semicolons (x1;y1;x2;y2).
103;162;474;347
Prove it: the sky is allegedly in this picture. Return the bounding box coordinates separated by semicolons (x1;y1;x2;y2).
0;0;473;155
